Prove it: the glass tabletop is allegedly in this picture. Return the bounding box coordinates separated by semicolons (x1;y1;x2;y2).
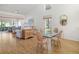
43;32;58;38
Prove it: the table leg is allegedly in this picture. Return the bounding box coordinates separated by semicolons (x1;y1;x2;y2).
47;38;52;53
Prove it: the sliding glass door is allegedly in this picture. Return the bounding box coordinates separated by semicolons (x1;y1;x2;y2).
0;21;10;31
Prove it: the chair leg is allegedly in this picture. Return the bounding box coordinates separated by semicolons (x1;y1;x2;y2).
53;39;61;48
58;40;61;48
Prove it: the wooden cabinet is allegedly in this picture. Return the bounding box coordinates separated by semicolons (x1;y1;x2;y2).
22;29;34;39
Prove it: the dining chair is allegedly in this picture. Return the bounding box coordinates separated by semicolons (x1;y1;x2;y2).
33;29;47;53
51;30;62;49
52;32;62;48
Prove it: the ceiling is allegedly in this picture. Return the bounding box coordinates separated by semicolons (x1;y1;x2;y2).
0;4;40;15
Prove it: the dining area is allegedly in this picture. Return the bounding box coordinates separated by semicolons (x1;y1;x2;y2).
0;12;69;53
9;15;63;54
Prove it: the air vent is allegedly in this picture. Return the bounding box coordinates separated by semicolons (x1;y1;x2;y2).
45;4;52;10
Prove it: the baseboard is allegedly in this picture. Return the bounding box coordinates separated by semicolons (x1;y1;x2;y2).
63;38;79;42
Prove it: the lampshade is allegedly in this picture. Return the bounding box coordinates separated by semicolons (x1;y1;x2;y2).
60;15;68;20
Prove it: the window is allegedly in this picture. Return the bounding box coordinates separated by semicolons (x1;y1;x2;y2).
43;16;52;36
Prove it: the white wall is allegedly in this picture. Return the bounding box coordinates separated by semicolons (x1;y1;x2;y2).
26;4;79;41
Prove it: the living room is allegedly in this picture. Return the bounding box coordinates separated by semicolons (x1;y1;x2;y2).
0;4;79;54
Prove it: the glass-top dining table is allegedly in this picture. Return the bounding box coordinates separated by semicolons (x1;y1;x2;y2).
43;33;58;53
